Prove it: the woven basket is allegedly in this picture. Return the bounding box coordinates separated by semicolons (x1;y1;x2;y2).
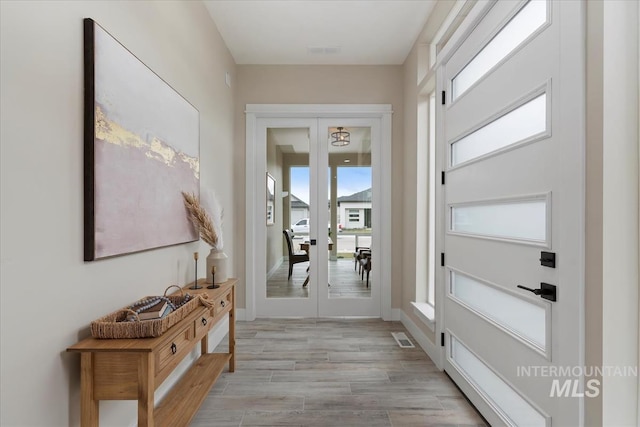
91;285;212;339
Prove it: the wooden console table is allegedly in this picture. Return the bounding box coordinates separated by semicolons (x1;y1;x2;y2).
67;278;236;427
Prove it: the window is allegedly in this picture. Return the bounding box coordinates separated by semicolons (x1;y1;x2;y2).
451;0;548;101
450;196;548;244
427;92;436;306
347;209;360;221
412;90;437;329
449;335;546;426
450;92;547;167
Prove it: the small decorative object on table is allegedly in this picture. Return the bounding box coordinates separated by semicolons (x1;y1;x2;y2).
90;285;213;339
126;296;173;321
190;251;201;289
182;190;228;284
208;266;219;289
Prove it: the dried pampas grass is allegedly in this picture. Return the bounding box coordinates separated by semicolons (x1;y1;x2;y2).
202;189;224;251
182;191;219;249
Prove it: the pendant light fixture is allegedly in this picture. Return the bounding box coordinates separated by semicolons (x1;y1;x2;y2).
331;127;350;147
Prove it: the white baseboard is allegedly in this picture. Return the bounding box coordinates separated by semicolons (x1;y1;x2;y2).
401;309;443;369
235;308;248;321
390;308;402;321
267;257;284;279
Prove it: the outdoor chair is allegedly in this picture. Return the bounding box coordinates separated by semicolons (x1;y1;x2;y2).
359;252;371;288
353;246;370;274
283;229;309;279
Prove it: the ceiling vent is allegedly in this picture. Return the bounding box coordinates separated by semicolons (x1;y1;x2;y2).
307;46;341;55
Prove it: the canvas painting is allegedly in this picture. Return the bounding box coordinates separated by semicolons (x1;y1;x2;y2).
84;19;199;261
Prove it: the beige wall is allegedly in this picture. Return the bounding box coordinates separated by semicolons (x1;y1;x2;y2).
234;65;404;308
0;1;236;425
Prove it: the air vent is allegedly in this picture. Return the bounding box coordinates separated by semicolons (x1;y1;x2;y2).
391;332;415;348
307;46;341;55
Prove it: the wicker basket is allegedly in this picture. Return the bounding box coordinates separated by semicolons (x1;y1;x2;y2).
91;285;212;339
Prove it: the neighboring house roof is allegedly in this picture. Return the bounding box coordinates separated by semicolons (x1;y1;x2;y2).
337;188;372;203
290;194;309;209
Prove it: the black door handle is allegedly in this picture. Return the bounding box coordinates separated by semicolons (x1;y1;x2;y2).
517;283;556;301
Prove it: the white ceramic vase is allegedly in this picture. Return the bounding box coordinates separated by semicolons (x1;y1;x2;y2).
206;248;228;284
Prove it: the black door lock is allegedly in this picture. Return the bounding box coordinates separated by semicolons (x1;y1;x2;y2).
517;283;557;302
540;251;556;268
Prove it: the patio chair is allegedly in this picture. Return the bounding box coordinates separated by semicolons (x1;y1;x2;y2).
283;229;309;280
359;252;371;288
353;246;370;273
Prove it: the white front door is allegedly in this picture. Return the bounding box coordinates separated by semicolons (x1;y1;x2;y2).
246;106;393;320
439;1;584;425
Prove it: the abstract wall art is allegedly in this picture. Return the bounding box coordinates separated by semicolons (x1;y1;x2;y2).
84;18;199;261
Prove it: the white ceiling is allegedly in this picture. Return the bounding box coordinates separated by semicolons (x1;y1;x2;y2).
203;0;437;65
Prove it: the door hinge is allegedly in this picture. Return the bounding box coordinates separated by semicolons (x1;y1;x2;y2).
440;332;445;347
441;171;445;185
441;90;446;105
440;253;445;267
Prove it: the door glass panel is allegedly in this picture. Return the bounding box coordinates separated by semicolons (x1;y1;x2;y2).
450;198;547;243
450;271;546;350
450;336;546;427
328;127;372;298
451;93;547;166
266;128;310;298
451;0;547;100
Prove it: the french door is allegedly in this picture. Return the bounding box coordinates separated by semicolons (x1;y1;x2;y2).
439;1;584;426
246;106;392;319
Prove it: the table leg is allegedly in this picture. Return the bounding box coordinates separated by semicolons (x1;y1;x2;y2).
137;353;154;426
201;334;209;355
80;353;99;427
229;285;236;372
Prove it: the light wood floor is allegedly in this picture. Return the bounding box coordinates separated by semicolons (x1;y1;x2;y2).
267;259;372;299
192;318;488;426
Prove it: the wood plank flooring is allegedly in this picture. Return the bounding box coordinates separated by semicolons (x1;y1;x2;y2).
192;318;488;426
267;259;372;299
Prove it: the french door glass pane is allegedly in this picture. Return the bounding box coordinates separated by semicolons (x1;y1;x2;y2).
450;198;546;243
450;336;546;427
452;0;547;100
266;128;310;298
451;93;547;166
450;271;546;350
328;127;372;299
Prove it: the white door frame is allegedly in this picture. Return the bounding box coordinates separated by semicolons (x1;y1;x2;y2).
244;104;393;321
